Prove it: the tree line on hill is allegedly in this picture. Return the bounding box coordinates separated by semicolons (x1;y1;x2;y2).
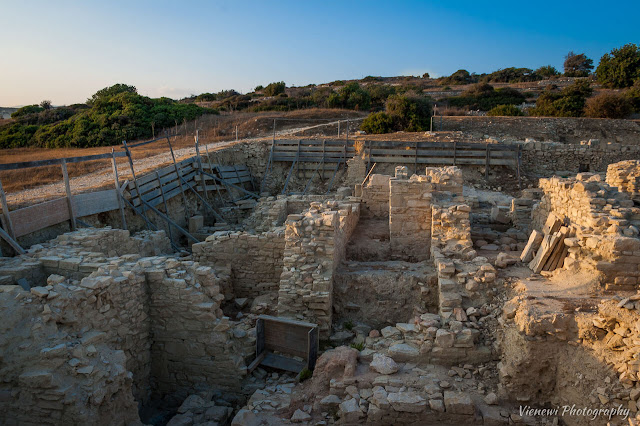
2;43;639;147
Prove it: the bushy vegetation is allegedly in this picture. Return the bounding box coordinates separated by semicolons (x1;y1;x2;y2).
536;65;560;78
327;82;371;110
263;81;286;96
447;83;526;110
482;67;543;83
487;104;524;116
596;44;640;89
439;69;477;85
529;80;593;117
584;93;633;119
360;111;394;133
0;84;215;148
626;80;640;112
361;94;432;134
564;52;594;77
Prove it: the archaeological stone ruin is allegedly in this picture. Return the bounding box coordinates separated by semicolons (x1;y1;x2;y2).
1;133;640;425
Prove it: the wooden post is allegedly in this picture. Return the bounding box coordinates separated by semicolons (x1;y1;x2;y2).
260;139;274;194
156;171;174;246
414;141;418;175
111;149;127;230
122;141;151;230
295;140;301;177
517;145;522;190
453;141;457;166
322;139;326;180
367;140;371;172
204;142;225;204
337;120;340;137
235;125;238;141
195;132;212;205
166;132;190;218
485;143;490;179
0;226;24;255
61;159;76;231
273;118;276;142
0;178;16;240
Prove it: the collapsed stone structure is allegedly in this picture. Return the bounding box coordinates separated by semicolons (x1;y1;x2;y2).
2;153;640;425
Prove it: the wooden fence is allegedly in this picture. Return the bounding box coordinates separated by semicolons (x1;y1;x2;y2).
0;136;256;254
265;139;521;194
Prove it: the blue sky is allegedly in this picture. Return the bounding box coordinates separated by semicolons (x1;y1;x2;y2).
1;0;638;106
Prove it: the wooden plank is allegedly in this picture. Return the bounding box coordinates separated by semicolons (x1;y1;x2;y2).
261;352;306;373
247;352;266;374
263;323;309;359
520;230;543;262
0;151;127;171
61;159;76;231
156;170;174;247
74;190;119;217
529;231;562;273
132;170;197;207
0;179;15;239
10;198;70;237
111;149;127;230
308;327;318;370
256;318;265;355
166;134;190;218
542;213;563;235
0;226;25;254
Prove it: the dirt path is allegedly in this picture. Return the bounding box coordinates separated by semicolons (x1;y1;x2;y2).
5;119;357;208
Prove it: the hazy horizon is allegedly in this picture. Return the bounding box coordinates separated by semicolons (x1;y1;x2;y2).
1;0;638;107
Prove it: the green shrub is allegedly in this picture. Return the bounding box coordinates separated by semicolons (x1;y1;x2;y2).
529;80;593;117
584;93;633;118
11;104;44;118
626;80;640;112
385;94;431;131
439;69;476;85
487;104;524;116
254;85;264;92
564;52;594;77
536;65;560;78
350;342;365;351
482;67;542;83
298;367;312;382
343;320;354;330
596;44;640;89
361;112;393;134
263;81;286;96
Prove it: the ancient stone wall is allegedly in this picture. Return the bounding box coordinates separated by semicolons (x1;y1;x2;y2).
277;200;360;335
0;228;250;425
521;139;640;173
607;160;640;202
192;230;285;299
389;171;433;261
425;166;464;196
146;261;252;400
533;170;640;290
360;174;390;218
438;116;640;145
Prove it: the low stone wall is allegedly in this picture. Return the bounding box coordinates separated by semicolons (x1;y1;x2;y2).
533;170;640;290
607;160;640;202
438;116;640;145
192;230;285;299
277;200;360;336
521;139;640;173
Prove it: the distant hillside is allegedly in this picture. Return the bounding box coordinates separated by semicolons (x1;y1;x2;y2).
0;85;216;149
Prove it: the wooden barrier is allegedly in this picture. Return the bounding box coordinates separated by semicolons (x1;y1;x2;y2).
271;139;519;167
251;315;319;374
